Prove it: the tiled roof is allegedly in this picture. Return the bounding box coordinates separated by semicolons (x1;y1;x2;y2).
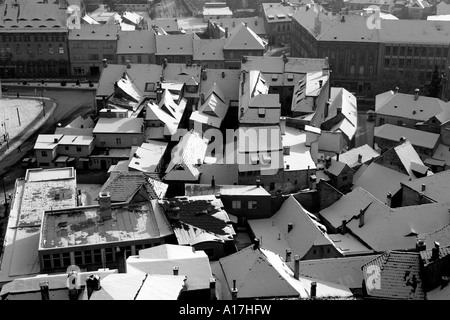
262;3;295;22
128;141;168;173
69;24;119;40
334;144;380;168
200;69;241;102
320;187;450;252
376;125;440;149
380;20;450;44
160;195;235;239
419;244;450;266
193;39;226;61
325;159;349;177
117;30;156;54
215;245;352;299
155;34;195;56
362;251;425;300
97;64;126;97
375;92;449;122
127;244;212;291
353;162;409;202
402;169;450;203
100;171;166;203
419;224;450;249
223;22;266;51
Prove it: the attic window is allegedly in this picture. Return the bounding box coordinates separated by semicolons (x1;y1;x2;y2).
258;108;266;118
272;75;278;81
394;105;397;108
92;30;96;33
250;154;259;165
287;74;294;81
413;111;417;115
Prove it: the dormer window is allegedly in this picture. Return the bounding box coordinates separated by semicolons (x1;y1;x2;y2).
258;108;266;118
185;85;198;93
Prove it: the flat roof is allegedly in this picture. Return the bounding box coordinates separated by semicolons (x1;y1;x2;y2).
39;200;173;250
25;167;75;182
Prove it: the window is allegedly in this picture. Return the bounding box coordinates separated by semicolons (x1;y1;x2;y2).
350;65;355;74
103;54;114;61
88;54;99;60
76;147;82;152
105;248;114;262
84;250;92;264
116;138;121;145
270;182;275;190
38;44;42;54
62;252;71;266
52;254;61;268
393;46;398;55
137;55;142;63
65;146;69;151
93;249;102;263
232;201;241;209
48;44;53;54
400;46;405;56
145;82;155;92
16;44;21;54
379;117;385;126
185;85;198;93
41;150;48;157
43;254;52;269
397;120;403;126
74;251;83;265
59;44;64;54
103;42;114;49
73;42;83;49
73;67;85;75
248;201;257;209
125;246;132;258
88;42;97;49
121;56;126;63
385;46;391;55
342;176;348;182
407;46;413;56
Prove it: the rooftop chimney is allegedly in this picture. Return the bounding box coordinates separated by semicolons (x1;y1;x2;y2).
286;249;292;262
86;274;101;300
414;88;420;101
432;241;440;261
225;27;229;38
399;136;406;143
319;80;323;88
358;154;362;164
209;278;216;301
283;146;291;155
102;59;108;68
336;153;340;162
309;175;317;190
288;223;293;233
211;175;215;188
280;116;286;135
394;86;399;94
126;60;131;69
231;280;238;300
200;92;205;105
253;238;260;250
98;192;112;220
340;220;346;235
221;71;225;78
256;178;261;187
173;266;179;276
310;282;317;299
421;184;426;192
416;239;426;252
39;281;50;300
359;208;365;228
386;192;392;207
294;255;300;280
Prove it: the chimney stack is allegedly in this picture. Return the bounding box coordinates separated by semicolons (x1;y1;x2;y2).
173;266;179;276
421;184;426;192
319;80;323;88
386;192;392;207
358;154;362;164
336;153;340;162
310;282;317;299
309;175;317;190
200;92;205;105
286;249;292;262
211;175;215;188
416;238;426;252
394;86;399;94
359;208;365;228
288;223;293;233
399;136;406;144
294;255;300;280
225;27;229;38
414;88;420;101
337;106;342;114
102;59;108;68
256;178;261;188
432;241;440;261
253;238;260;250
98;192;112;220
126;60;131;69
280;116;286;135
341;220;346;235
231;280;238;300
39;281;50;300
283;146;291;155
209;278;216;301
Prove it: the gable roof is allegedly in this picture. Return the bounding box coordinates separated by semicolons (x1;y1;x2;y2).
210;17;266;35
97;64;127;97
164;130;209;181
374;124;440;149
249;196;370;259
126;244;212;291
69;23;119;40
128;141;168;173
117;30;156;54
362;251;425;300
100;171;166;202
320;187;450;252
333;144;380;168
419;224;450;250
155;34;194;56
223;22;266;51
353;162;410;202
93;117;143;134
401;169;450;204
325;159;350;177
193;39;226;61
215;245;353;299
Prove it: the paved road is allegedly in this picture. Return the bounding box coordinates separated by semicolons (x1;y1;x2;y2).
0;87;95;200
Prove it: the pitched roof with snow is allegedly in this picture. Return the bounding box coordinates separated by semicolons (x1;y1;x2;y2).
362;251;425;300
117;30;156;54
333;144;380;168
320;187;450;252
402;169;450;204
223;22;266;51
126;244;212;291
93;117;143;134
419;224;450;250
375;124;440;149
214;245;353;299
193;39;226;61
155;34;195;56
128;141;168;173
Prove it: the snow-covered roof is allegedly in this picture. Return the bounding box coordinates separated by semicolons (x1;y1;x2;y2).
93;117;143;134
375;124;440;149
223;22;266;51
128;141;168;173
333;144;380;168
